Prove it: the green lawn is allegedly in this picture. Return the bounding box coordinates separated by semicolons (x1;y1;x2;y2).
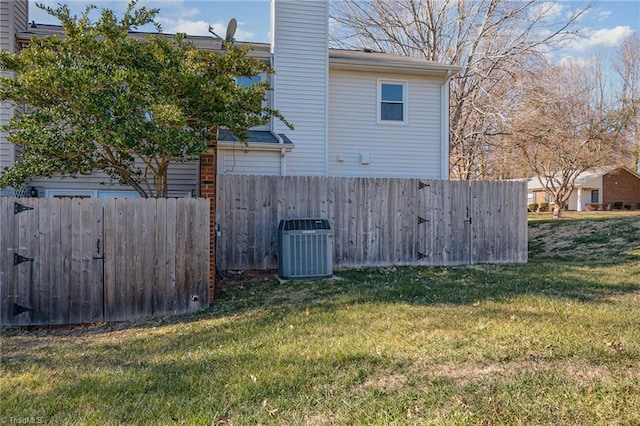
2;213;640;424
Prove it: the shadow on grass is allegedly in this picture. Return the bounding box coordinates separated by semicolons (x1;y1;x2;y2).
211;258;640;319
5;257;639;424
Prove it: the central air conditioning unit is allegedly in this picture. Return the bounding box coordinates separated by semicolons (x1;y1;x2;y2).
278;218;333;280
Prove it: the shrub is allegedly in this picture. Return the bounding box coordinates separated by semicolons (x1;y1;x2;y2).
539;202;549;212
528;203;539;212
614;201;624;210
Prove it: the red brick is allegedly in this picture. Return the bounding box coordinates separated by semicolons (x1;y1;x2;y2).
199;143;217;303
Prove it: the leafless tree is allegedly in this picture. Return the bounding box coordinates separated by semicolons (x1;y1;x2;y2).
511;60;629;218
330;0;590;180
613;34;640;171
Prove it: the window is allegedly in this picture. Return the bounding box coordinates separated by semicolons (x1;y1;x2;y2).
591;189;599;203
44;189;140;199
378;80;407;123
236;75;261;88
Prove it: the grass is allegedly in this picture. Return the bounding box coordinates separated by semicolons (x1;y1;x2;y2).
2;212;640;424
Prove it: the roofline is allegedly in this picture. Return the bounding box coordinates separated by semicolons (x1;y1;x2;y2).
15;24;459;76
15;25;272;61
527;165;640;189
329;49;461;78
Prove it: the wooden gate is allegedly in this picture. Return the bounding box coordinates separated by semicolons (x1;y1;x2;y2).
0;198;210;326
416;180;474;265
1;198;103;325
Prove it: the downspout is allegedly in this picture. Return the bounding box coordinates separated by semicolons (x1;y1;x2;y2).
441;70;453;180
274;133;287;176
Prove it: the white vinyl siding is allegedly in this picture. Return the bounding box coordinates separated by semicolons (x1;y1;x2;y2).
0;100;14;169
328;70;443;178
271;0;328;176
219;150;281;175
0;0;27;170
29;161;198;197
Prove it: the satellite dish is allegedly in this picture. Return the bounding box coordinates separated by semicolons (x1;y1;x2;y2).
225;18;237;42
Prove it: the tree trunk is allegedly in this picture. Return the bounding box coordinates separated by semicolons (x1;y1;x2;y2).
553;203;563;219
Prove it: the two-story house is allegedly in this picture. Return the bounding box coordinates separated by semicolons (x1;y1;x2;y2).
1;0;459;198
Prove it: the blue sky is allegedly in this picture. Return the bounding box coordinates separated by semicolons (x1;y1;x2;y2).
29;0;639;57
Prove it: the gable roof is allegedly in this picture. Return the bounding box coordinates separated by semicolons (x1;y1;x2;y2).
527;166;640;190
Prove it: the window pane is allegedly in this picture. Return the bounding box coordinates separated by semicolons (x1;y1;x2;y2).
381;83;403;102
237;76;261;88
381;102;403;121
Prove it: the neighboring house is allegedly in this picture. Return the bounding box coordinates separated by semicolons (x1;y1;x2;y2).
527;166;640;211
0;0;460;198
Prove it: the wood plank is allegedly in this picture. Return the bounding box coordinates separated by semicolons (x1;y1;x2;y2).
153;197;168;316
103;199;117;321
132;199;145;318
85;199;103;323
200;198;211;308
115;199;129;321
48;199;64;324
0;198;12;325
36;199;52;324
67;199;82;324
165;198;178;314
143;198;156;317
175;198;188;313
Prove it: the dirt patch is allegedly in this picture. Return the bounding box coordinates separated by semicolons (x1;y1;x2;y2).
364;373;408;390
215;269;278;293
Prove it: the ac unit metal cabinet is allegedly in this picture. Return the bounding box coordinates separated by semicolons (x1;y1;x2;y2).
278;219;333;279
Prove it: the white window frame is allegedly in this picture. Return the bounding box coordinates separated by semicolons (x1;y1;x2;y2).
377;79;408;124
44;189;140;199
45;189;98;198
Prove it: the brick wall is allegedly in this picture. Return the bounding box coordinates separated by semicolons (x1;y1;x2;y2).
603;168;640;205
199;143;217;303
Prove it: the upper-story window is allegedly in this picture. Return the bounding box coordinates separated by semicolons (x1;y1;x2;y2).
378;80;407;123
236;75;262;87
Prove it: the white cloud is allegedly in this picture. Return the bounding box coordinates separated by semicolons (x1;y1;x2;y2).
559;25;634;52
157;17;254;40
596;9;612;21
587;26;634;48
557;54;592;69
531;2;565;19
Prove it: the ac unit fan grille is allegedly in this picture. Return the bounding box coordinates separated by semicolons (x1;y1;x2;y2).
278;219;333;279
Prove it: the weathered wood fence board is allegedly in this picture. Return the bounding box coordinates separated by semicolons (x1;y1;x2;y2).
1;198;210;326
216;175;527;270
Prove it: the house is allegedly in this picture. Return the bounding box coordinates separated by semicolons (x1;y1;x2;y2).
0;0;459;198
527;166;640;211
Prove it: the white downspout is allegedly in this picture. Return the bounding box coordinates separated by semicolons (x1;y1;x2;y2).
274;133;287;176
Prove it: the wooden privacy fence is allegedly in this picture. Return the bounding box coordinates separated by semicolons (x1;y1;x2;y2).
0;197;210;326
216;175;528;270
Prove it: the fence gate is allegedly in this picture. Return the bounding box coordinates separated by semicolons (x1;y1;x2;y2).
416;180;473;265
1;198;210;327
1;198;104;326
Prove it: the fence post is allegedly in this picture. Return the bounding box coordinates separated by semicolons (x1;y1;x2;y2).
199;139;217;303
